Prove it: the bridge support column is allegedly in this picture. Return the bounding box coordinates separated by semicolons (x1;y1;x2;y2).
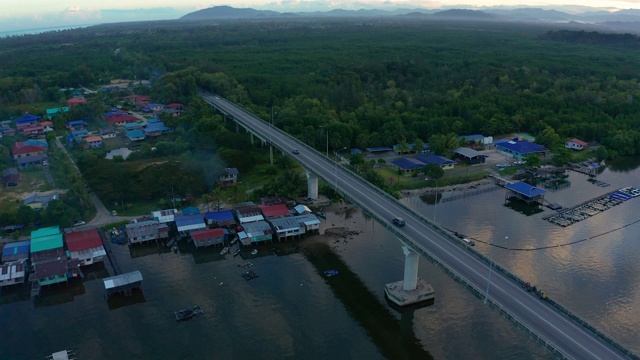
251;133;254;145
307;172;319;200
235;123;239;132
385;245;435;307
270;145;274;165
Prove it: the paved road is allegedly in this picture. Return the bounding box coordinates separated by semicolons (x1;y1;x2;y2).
201;91;634;360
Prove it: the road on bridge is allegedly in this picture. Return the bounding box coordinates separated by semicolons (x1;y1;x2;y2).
201;91;633;360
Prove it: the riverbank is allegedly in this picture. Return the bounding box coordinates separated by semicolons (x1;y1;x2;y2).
398;178;494;199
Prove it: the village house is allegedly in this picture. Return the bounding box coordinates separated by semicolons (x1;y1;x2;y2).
21;124;45;138
191;228;226;248
46;107;69;119
143;119;171;137
175;214;207;237
164;103;184;116
204;210;236;228
1;240;30;263
14;114;41;129
219;167;239;186
123;122;143;131
237;220;274;245
84;136;103;148
17;154;48;169
2;167;19;187
125;220;170;245
151;209;178;224
269;217;304;241
11;142;46;160
565;138;588;151
125;129;145;141
0;260;27;287
106;114;137;126
143;103;165;113
23;192;59;210
99;127;117;139
67;97;87;109
235;203;265;224
64;228;106;266
65;120;88;131
258;203;290;219
293;204;312;215
294;214;321;233
29;226;80;288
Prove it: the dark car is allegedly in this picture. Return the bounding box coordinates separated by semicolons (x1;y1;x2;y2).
292;149;300;154
392;218;405;227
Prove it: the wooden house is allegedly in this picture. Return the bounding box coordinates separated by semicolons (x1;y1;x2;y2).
191;228;226;248
64;229;106;266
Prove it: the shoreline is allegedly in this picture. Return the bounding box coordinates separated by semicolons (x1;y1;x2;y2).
398;178;494;199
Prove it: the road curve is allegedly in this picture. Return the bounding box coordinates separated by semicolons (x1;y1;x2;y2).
201;91;634;360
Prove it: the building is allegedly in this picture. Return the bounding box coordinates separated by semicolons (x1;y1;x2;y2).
151;209;178;224
64;229;107;266
99;127;117;139
204;210;236;227
238;221;274;245
143;103;166;113
235;203;265;224
191;228;226;248
66;129;89;144
65;120;88;130
11;142;46;160
106;114;137;126
452;147;487;165
565;138;588;151
47;106;69;119
259;203;290;219
504;181;546;207
125;129;145;141
143;119;171;137
67;97;87;109
293;204;312;215
1;240;30;263
15;114;42;127
175;214;206;237
17;154;48;169
269;217;304;241
219;168;239;186
103;270;143;298
495;139;549;159
123;122;143;131
391;158;428;173
30;226;80;287
0;261;27;287
294;214;321;233
125;220;169;245
21;125;45;138
23;192;59;209
2;167;19;187
416;155;456;170
84;136;103;148
182;206;200;216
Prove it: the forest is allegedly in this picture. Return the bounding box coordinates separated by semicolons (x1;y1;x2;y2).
1;18;640;228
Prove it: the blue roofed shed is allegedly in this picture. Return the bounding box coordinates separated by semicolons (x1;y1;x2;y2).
495;140;549;159
175;214;206;236
416;155;456;169
504;182;546;206
391;158;425;172
365;146;393;153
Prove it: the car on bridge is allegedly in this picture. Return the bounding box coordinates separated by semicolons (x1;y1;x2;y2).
292;149;300;154
392;217;405;227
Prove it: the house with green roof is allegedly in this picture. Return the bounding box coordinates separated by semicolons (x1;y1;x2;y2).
29;226;79;288
46;106;69;119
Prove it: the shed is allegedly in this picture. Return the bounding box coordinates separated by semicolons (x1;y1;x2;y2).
453;147;486;165
495;140;549;159
175;214;206;236
504;182;546;207
103;270;143;297
293;204;311;215
294;214;321;232
258;203;290;218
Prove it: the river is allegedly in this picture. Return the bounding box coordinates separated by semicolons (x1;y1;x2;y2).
0;164;638;359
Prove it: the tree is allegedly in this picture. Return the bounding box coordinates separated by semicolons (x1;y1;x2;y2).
551;146;571;167
349;153;365;172
523;153;541;169
423;164;444;180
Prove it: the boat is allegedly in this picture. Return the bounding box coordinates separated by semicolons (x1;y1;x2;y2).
250;249;258;255
323;269;339;277
233;248;241;257
242;270;259;281
220;246;229;256
174;305;204;321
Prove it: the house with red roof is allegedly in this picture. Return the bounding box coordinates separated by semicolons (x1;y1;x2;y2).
84;136;103;148
258;203;290;219
67;97;87;109
64;228;106;266
565;138;588;151
190;228;226;248
106;114;137;126
12;142;46;160
21;125;44;138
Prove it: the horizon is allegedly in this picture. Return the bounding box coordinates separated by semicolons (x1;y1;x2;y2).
1;1;640;32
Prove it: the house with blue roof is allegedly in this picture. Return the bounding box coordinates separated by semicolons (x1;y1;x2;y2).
505;182;546;207
66;129;89;144
495;140;549;159
175;214;206;237
204;210;236;227
1;240;30;263
391;158;427;173
125;129;145;141
24;139;48;148
143;103;165;113
15;114;42;125
144;121;171;137
65;120;88;131
123;122;143;131
365;146;394;154
416;155;456;170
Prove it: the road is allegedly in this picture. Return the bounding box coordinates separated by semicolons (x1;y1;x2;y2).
200;91;634;360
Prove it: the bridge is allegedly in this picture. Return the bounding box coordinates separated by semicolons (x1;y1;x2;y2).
200;91;637;360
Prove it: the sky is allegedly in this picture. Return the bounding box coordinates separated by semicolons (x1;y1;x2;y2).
2;0;640;32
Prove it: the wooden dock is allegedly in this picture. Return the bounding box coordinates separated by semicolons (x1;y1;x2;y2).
98;229;122;276
543;187;639;227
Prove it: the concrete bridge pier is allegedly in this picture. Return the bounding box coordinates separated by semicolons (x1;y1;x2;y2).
385;245;435;307
270;145;274;165
307;172;319;200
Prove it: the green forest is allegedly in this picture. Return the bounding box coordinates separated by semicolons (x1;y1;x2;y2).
1;18;640;227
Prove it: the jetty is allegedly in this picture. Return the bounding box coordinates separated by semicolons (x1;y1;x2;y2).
98;229;122;275
543;187;639;227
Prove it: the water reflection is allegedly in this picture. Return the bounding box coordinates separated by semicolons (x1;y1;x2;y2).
107;288;146;310
0;285;31;304
607;156;640;172
34;280;85;307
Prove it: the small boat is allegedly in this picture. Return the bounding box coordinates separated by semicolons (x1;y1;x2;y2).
250;249;258;255
323;269;339;277
233;248;241;257
220;246;230;255
174;305;204;321
242;270;259;281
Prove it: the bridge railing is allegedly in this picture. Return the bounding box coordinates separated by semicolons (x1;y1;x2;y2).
204;92;639;359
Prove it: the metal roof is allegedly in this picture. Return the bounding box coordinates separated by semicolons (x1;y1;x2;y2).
453;147;484;158
103;270;143;290
505;182;546;197
64;229;103;252
204;210;235;222
191;228;225;240
496;140;549;155
175;214;206;232
391;158;426;170
259;204;290;218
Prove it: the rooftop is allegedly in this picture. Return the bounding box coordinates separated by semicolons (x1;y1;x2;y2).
64;229;103;252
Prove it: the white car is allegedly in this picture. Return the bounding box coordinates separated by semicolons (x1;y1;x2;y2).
73;220;86;227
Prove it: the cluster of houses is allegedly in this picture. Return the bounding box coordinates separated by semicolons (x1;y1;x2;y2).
0;226;105;293
122;198;321;249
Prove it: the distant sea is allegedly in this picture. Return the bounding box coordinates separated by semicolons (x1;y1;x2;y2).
0;25;94;38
